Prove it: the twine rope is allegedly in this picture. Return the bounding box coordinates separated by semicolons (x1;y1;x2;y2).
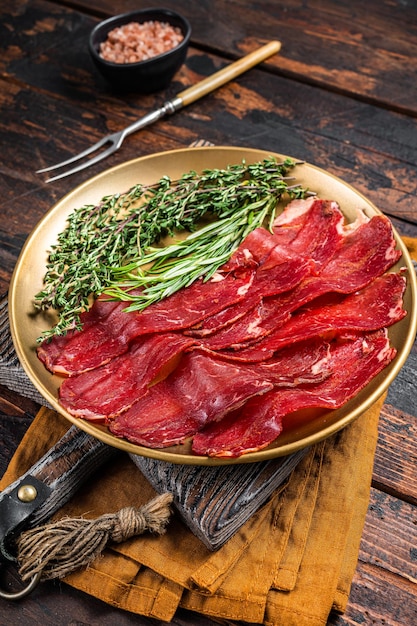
17;493;173;581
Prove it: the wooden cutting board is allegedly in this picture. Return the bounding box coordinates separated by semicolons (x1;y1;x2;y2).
132;449;306;550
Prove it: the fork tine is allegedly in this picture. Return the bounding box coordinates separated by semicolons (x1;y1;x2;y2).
43;142;119;183
36;135;115;174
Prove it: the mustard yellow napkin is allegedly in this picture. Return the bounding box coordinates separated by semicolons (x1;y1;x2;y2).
0;392;384;625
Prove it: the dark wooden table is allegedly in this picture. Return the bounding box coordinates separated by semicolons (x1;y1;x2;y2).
1;1;416;624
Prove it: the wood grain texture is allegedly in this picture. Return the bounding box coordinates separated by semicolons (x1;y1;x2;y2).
373;404;417;505
2;386;416;624
1;68;417;293
64;0;417;115
0;0;416;623
360;489;417;584
329;563;417;625
0;1;416;241
133;449;307;549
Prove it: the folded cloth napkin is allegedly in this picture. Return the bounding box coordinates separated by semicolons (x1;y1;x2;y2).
1;236;415;625
0;397;384;625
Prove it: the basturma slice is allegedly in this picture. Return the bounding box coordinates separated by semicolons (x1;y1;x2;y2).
186;199;345;338
272;198;345;271
108;351;274;447
308;213;401;291
192;330;396;457
59;333;195;420
37;253;257;376
219;271;407;361
37;224;317;376
37;297;127;374
108;341;331;448
189;213;402;351
37;198;343;375
185;252;314;344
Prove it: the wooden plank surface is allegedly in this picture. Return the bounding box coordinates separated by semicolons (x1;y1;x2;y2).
55;0;417;116
373;404;417;505
0;0;416;623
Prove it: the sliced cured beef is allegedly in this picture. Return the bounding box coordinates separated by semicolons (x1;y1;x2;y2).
185;293;262;337
266;214;403;327
176;200;344;340
192;330;396;457
186;212;400;346
145;199;344;344
200;297;290;351
59;333;195;420
269;210;400;310
220;227;277;266
185;219;321;339
108;341;331;448
40;315;131;376
37;295;126;373
109;351;274;447
219;272;406;361
211;215;401;358
271;197;317;245
310;213;401;289
39;222;318;375
246;338;332;384
246;247;315;298
273;198;345;271
38;255;256;376
185;252;314;339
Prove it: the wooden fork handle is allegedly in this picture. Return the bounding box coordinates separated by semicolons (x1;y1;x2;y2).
177;41;281;107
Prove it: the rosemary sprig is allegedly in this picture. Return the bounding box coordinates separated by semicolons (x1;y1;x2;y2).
105;195;277;311
35;157;311;339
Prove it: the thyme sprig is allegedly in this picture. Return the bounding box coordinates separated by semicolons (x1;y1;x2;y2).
35;157;312;339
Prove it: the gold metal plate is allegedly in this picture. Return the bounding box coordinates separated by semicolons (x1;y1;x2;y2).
9;147;417;465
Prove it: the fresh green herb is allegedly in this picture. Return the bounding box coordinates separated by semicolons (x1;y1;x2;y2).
35;157;312;339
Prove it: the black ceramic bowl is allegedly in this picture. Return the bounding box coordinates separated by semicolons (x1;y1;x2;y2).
88;8;191;93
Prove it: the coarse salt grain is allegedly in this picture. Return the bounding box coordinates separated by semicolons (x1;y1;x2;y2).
99;20;184;64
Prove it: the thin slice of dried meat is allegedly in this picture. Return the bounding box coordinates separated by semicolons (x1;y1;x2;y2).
59;333;195;420
273;198;345;271
37;296;126;373
109;351;274;447
192;330;396;457
108;340;331;447
218;271;406;361
38;255;256;376
192;213;402;351
185;253;314;341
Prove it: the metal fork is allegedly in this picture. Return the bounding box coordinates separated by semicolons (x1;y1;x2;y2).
36;41;281;183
